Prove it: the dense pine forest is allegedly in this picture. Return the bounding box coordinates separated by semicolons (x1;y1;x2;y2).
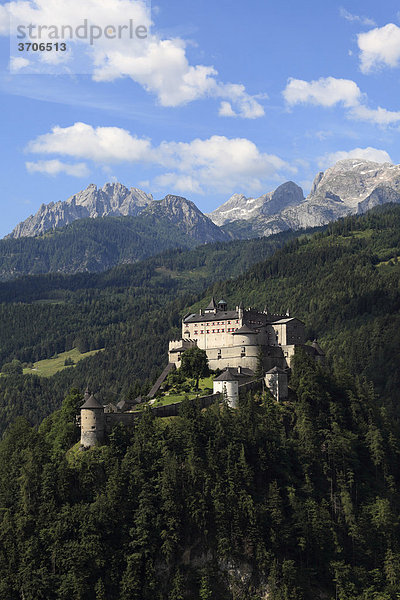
0;351;399;599
0;205;400;598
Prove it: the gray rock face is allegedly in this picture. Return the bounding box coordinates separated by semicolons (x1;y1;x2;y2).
143;195;230;243
357;185;400;214
208;181;304;226
210;159;400;236
6;183;154;239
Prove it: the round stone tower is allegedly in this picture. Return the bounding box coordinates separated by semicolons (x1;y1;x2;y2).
213;368;239;408
80;388;105;448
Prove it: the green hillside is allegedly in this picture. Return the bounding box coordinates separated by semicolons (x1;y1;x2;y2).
0;351;399;599
0;205;399;598
0;213;199;280
0;230;303;433
0;205;399;436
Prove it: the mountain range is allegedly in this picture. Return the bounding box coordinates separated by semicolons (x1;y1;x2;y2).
209;158;400;236
2;158;400;279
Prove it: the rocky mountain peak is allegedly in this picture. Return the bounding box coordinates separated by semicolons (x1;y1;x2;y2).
208;181;304;226
6;183;154;239
144;194;229;243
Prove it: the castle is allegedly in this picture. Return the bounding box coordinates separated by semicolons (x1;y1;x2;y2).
169;297;323;372
79;297;324;448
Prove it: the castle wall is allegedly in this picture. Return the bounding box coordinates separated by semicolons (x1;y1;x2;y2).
272;319;305;346
265;372;288;402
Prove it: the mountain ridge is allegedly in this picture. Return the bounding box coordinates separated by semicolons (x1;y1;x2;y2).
7;159;400;243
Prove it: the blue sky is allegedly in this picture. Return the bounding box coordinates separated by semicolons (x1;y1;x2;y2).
1;0;400;237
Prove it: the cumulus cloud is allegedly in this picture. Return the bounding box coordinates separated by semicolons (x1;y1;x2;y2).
27;122;153;162
2;0;264;118
283;77;361;106
339;8;376;27
283;76;361;107
358;23;400;73
26;159;90;177
283;76;400;126
319;147;392;168
26;122;290;193
349;104;400;125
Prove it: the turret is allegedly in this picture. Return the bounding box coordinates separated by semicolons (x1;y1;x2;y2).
80;388;105;448
217;299;227;312
205;297;217;314
213;368;239;408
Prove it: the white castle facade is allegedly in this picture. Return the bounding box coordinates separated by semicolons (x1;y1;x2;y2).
169;297;324;373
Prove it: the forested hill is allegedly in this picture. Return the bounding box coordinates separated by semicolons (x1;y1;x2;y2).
0;205;400;434
1;346;399;599
0;230;302;433
0;206;400;598
0;212;219;280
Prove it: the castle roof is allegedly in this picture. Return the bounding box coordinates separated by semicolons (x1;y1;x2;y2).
80;394;103;410
205;297;217;310
214;368;239;382
184;310;239;324
266;366;287;375
232;324;257;335
271;317;304;325
169;345;188;353
218;299;227;305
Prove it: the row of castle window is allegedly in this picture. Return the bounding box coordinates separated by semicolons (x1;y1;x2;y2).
191;320;239;327
193;327;239;335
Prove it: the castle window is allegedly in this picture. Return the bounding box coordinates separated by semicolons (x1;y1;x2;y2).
206;330;210;334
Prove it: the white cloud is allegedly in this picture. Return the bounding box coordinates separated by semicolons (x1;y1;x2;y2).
319;147;392;168
26;122;290;194
349;104;400;125
339;8;376;27
27;122;153;162
219;101;237;117
9;56;30;71
154;173;203;194
2;0;265;118
283;76;400;126
283;76;361;107
26;159;90;177
358;23;400;73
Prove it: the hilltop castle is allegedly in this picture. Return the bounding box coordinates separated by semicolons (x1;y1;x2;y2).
169;297;323;373
79;297;324;448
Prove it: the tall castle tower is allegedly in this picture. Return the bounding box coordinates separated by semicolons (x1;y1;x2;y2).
80;388;105;448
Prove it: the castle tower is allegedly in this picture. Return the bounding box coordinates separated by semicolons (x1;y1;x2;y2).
265;366;288;402
213;368;239;408
80;388;105;448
